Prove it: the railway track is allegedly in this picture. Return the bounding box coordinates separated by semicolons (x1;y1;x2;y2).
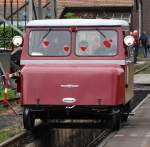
86;129;111;147
134;62;150;74
0;119;111;147
0;131;33;147
1;87;150;147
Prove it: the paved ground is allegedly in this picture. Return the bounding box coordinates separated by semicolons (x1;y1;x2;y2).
134;74;150;84
102;95;150;147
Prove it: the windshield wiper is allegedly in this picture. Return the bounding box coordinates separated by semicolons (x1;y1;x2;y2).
96;29;106;38
41;28;51;42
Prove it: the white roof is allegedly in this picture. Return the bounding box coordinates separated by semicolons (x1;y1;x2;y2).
27;19;129;27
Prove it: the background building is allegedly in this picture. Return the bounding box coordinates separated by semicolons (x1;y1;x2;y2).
133;0;150;35
57;0;134;25
0;0;50;27
0;0;149;34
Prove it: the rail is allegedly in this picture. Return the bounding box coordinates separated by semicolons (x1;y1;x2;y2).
1;89;150;147
0;131;29;147
134;64;150;74
86;129;111;147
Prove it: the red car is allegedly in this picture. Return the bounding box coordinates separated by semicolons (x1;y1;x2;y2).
15;19;134;130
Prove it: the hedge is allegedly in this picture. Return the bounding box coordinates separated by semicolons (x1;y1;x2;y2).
0;26;20;48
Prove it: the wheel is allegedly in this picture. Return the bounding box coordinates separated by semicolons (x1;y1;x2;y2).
121;114;128;122
40;118;48;123
23;107;35;130
121;102;131;122
109;109;121;131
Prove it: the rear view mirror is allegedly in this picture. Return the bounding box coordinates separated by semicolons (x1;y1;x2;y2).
12;36;23;47
124;35;135;47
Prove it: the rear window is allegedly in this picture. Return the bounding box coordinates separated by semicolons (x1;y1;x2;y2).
29;30;71;56
75;30;118;56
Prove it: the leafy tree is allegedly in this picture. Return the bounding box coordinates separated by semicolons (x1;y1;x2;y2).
0;26;20;48
64;12;79;19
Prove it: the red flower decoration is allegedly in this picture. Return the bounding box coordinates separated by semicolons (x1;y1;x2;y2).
103;39;112;48
80;46;87;51
64;46;70;52
42;40;49;47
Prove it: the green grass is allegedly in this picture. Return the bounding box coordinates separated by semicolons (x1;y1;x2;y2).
137;65;150;74
134;61;150;74
134;48;150;74
0;126;22;143
0;89;16;100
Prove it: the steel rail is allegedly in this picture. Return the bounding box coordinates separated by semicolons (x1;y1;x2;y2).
86;129;111;147
0;86;149;147
0;131;27;147
134;64;150;74
97;93;150;147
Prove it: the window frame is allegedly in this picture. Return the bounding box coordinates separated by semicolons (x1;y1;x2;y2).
28;28;72;57
75;29;119;57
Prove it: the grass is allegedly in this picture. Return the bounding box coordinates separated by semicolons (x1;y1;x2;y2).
0;89;16;100
134;49;150;74
0;126;23;143
0;88;17;113
134;62;150;74
134;62;148;72
137;65;150;74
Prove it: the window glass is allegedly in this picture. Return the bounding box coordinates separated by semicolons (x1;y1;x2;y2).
29;30;71;56
76;30;118;56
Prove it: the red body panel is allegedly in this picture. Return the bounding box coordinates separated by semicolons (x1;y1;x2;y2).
21;64;125;106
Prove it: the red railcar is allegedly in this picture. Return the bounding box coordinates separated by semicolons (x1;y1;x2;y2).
18;19;134;130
